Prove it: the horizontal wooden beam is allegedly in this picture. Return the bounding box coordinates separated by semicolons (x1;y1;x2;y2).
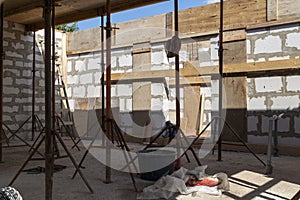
105;58;300;85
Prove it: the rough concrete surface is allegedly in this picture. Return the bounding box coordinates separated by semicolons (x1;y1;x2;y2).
0;140;299;200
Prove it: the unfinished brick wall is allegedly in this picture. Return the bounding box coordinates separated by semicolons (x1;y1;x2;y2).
2;21;65;139
247;23;300;146
2;21;45;138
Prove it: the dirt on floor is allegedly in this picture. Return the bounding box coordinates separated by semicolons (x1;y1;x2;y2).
0;139;299;200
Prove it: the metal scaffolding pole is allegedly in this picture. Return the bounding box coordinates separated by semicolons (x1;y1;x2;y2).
0;3;3;163
44;0;54;199
174;0;180;127
217;0;224;161
101;14;105;132
32;30;36;141
105;0;112;184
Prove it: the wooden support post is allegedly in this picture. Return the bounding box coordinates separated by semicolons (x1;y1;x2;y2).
44;0;54;199
0;3;3;163
105;0;112;184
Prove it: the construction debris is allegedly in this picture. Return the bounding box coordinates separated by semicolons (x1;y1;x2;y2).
137;166;229;199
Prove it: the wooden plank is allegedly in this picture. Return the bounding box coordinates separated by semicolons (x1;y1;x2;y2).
184;86;201;135
223;29;246;42
105;58;300;85
267;0;278;21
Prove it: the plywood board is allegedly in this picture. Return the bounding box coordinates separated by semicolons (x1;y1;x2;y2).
184;86;200;135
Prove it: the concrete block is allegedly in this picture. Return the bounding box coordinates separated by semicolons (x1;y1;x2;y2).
16;79;31;86
179;51;188;62
20;35;33;42
169;100;176;110
15;97;31;103
67;87;72;97
67;75;79;85
119;54;133;67
255;77;282;93
271;96;299;110
39;79;45;87
94;72;102;84
287;76;300;92
277;117;290;132
3;21;8;28
200;87;211;97
204;99;212;110
4;31;16;40
126;98;132;111
4;60;13;66
210;42;219;60
23;106;39;112
80;74;93;84
3;106;19;113
87;85;100;98
152;98;163;111
67;61;73;73
5;51;23;59
119;98;126;112
152;51;168;65
75;60;86;72
22;70;32;77
286;32;300;50
3;115;12;121
254;35;282;54
21;88;32;94
261;115;272;133
111;85;117;97
246;40;251;55
247;116;258;132
247;97;266;111
73;86;86;98
117;84;132;96
12;42;25;50
3;77;13;85
3;87;20;95
15;114;28;122
294;116;300;134
87;58;100;70
3;97;12;102
151;83;164;96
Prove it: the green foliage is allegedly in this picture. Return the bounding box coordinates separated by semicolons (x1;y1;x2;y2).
56;23;79;32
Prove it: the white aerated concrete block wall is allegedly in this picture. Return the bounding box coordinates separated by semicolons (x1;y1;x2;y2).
247;23;300;145
2;22;46;136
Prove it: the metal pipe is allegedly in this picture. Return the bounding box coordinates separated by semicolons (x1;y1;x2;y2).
266;119;273;174
0;3;4;163
217;0;224;161
44;0;54;199
174;0;180;127
51;0;56;139
105;0;112;184
32;30;36;141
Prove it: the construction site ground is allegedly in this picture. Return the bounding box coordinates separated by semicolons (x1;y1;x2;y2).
0;139;299;200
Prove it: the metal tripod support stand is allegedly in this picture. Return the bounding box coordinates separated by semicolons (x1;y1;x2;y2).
71;118;138;192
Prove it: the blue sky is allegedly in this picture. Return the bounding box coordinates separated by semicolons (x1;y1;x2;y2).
78;0;219;30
